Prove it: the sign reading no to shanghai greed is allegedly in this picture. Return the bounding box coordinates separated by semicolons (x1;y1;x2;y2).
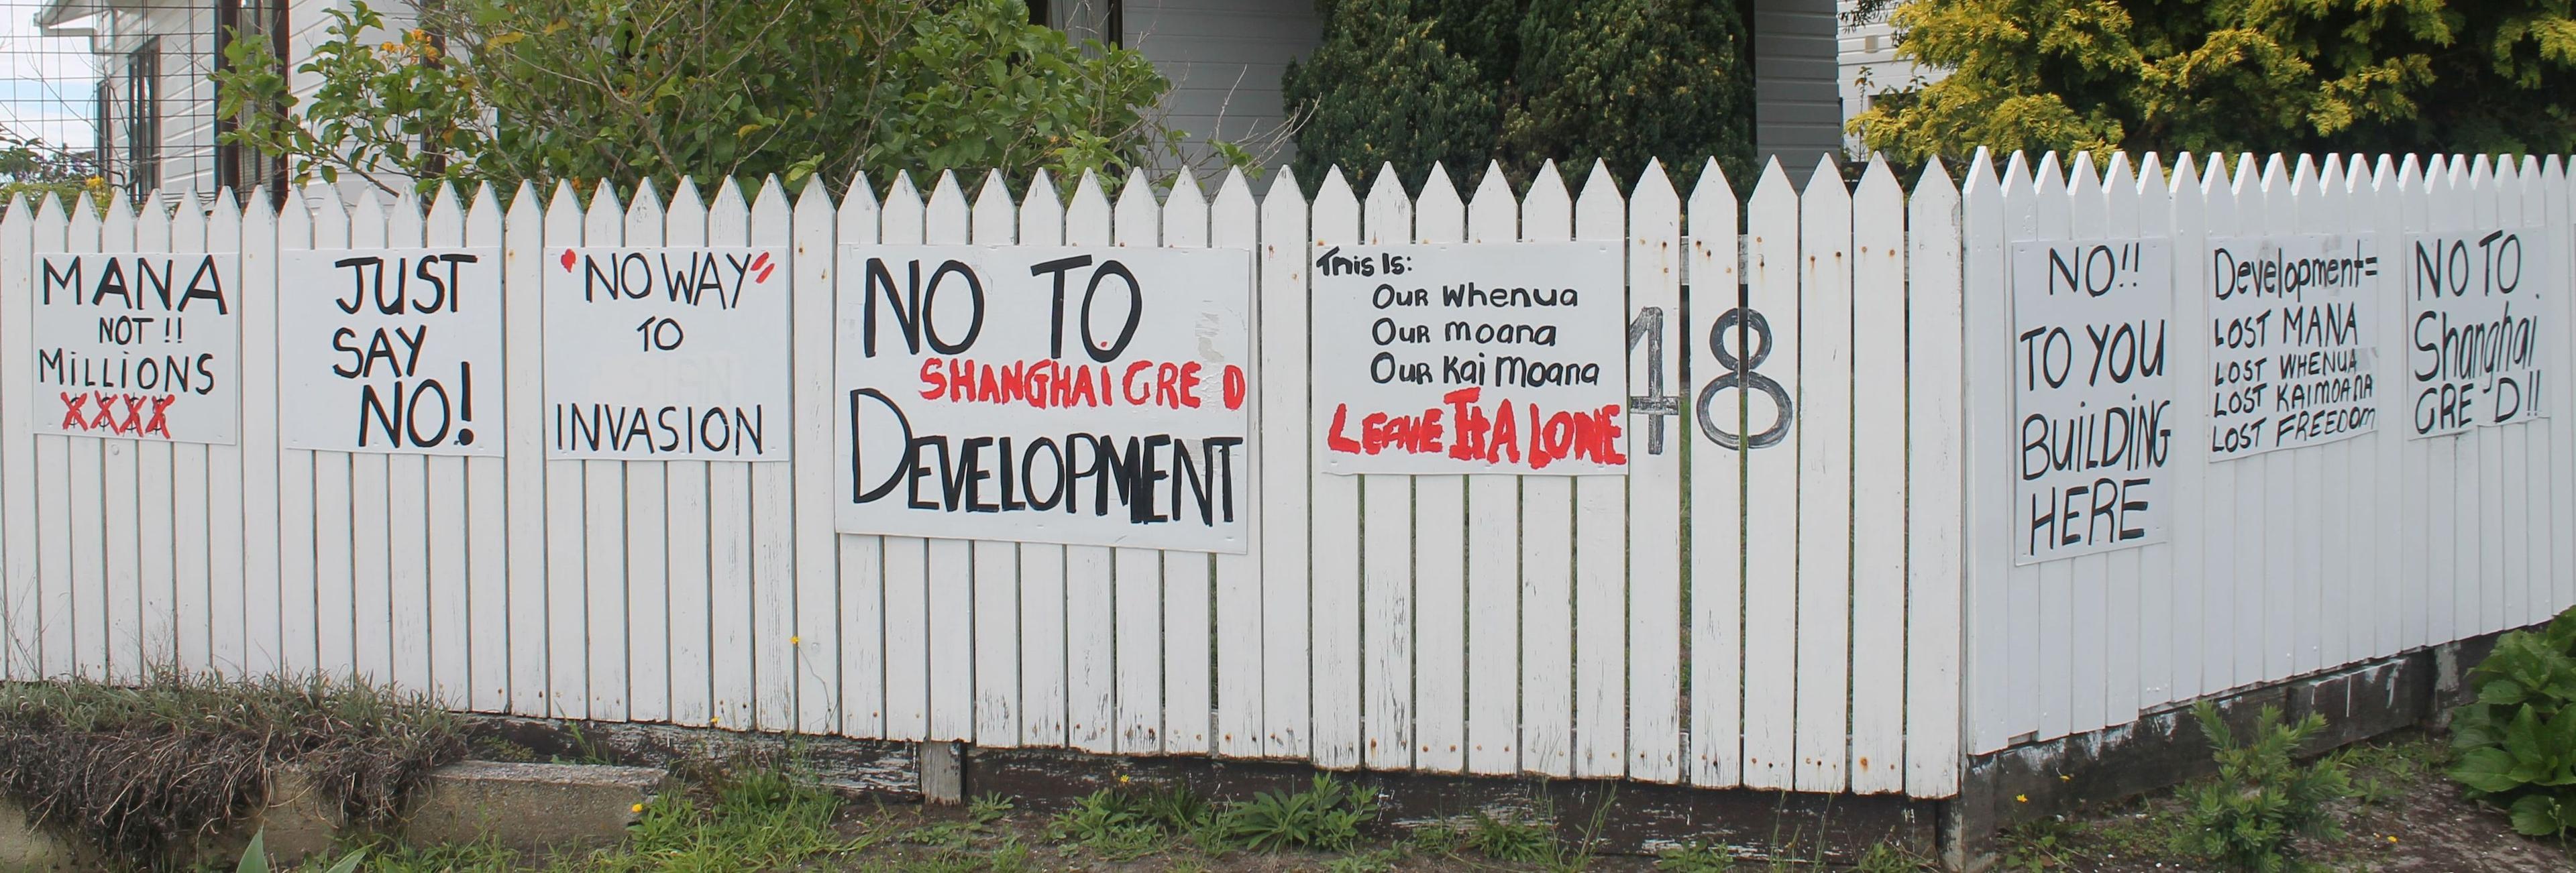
544;246;792;460
1309;241;1628;475
2206;235;2381;460
277;249;503;455
836;245;1254;553
34;252;240;444
2408;228;2549;438
2014;239;2174;564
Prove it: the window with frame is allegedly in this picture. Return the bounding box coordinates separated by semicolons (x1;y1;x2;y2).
123;39;160;198
216;0;288;199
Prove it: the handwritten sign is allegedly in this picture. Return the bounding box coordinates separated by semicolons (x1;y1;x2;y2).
278;249;503;455
2408;229;2549;436
2206;235;2381;459
836;245;1254;552
2013;239;2174;563
1309;242;1627;475
544;246;792;460
34;252;240;443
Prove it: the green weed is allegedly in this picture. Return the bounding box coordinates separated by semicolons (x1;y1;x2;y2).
1212;774;1379;852
1464;810;1555;863
1654;839;1737;871
2172;701;2352;872
1854;841;1930;872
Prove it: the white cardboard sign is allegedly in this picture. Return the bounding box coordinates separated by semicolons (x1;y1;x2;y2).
34;251;241;444
543;246;793;460
2205;234;2383;459
836;244;1255;553
278;248;504;455
2406;229;2549;436
1308;241;1629;475
2012;239;2175;564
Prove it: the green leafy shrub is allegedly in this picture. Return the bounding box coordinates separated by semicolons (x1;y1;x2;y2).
2171;701;2353;872
1215;774;1380;852
2449;607;2576;837
217;0;1225;196
1283;0;1752;193
1851;0;2576;164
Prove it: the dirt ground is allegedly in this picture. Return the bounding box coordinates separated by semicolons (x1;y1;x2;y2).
1995;732;2576;872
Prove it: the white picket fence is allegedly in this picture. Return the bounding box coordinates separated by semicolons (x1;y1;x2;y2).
0;150;2567;805
1960;152;2576;754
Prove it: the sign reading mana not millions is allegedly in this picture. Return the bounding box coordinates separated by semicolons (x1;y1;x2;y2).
1309;241;1629;475
835;245;1254;553
34;252;240;444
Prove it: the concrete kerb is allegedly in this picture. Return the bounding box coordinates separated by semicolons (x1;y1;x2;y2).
0;759;674;870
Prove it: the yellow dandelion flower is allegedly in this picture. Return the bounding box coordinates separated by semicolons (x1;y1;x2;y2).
2058;774;2071;782
630;803;645;813
2015;794;2027;803
1118;774;1131;784
709;715;720;725
2386;835;2398;843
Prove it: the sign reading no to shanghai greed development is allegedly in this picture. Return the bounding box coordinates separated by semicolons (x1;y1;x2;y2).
836;244;1254;553
2408;228;2550;438
544;246;793;461
278;249;504;455
34;252;240;445
2013;239;2174;564
2206;235;2382;460
1309;241;1629;475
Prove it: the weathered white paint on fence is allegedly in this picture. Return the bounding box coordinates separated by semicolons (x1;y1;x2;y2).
13;151;2576;801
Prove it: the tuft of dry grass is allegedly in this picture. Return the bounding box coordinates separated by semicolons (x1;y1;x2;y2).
0;669;465;870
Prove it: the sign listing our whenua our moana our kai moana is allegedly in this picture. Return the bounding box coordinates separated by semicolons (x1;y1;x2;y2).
544;246;793;460
2014;239;2174;564
1309;242;1629;475
835;245;1254;553
34;252;240;444
2206;235;2382;459
277;249;504;455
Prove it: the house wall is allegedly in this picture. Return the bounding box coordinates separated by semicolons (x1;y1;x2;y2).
1120;0;1319;179
89;0;218;196
1835;0;1947;156
1752;0;1842;171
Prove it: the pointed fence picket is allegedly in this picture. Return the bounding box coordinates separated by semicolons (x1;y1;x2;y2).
9;151;2576;804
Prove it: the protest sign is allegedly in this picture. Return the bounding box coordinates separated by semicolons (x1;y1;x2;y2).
2206;235;2381;459
2014;239;2175;563
34;252;240;443
543;246;793;460
1309;241;1628;475
836;245;1255;552
278;248;502;455
2408;229;2549;436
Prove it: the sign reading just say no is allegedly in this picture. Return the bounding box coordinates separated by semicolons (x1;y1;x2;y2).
544;246;793;460
835;245;1255;552
1309;241;1629;475
278;249;504;455
2013;239;2175;563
